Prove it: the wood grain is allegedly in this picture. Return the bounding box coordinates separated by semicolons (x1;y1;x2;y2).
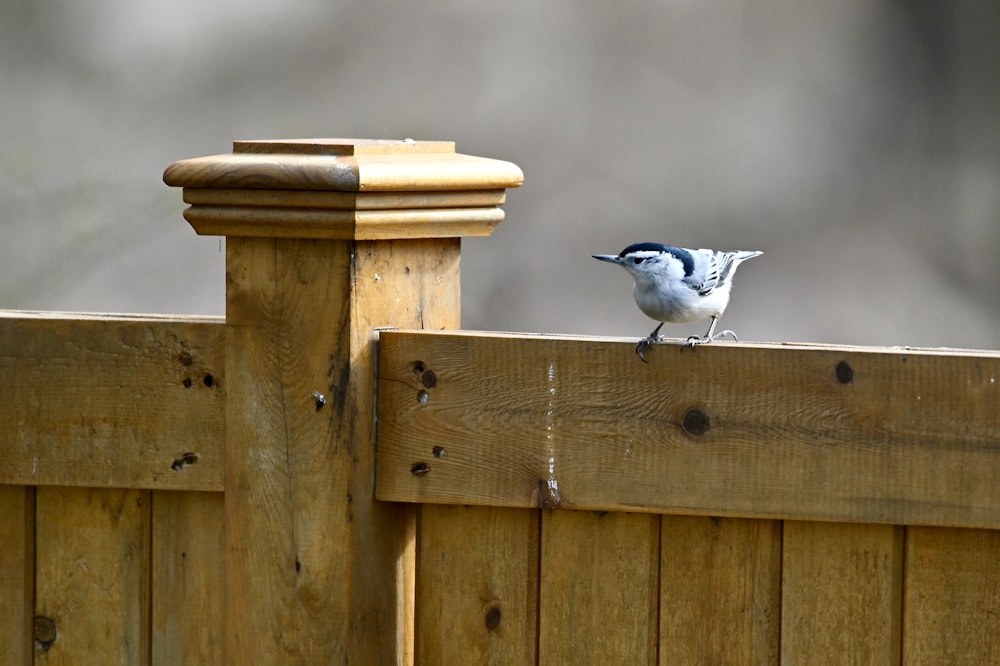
35;487;151;665
182;204;505;239
376;331;1000;528
164;139;523;241
163;151;524;192
233;137;457;156
351;238;463;663
0;485;33;666
223;237;355;663
415;505;539;665
151;491;224;665
0;312;224;491
781;521;902;663
537;511;659;664
660;516;781;664
182;187;507;210
903;526;1000;662
223;237;462;663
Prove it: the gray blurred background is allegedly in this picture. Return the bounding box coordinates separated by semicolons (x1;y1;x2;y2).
2;1;998;349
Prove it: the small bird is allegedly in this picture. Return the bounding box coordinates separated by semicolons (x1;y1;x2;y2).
593;243;762;361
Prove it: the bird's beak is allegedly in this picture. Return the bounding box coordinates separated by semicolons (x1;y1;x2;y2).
592;254;621;264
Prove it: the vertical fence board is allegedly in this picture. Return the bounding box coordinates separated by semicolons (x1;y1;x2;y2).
223;237;356;662
781;521;902;664
660;516;781;664
0;485;34;666
903;526;1000;662
416;505;539;665
353;238;463;663
35;486;151;665
151;491;224;665
537;511;659;664
224;236;462;662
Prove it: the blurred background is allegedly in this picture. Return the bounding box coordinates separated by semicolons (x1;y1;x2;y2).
2;1;998;349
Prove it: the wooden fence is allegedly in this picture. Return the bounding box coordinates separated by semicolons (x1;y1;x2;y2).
2;138;999;664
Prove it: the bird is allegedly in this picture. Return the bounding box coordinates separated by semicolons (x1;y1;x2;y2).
593;243;762;361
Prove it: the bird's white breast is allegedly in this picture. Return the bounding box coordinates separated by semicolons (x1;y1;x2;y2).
633;278;732;323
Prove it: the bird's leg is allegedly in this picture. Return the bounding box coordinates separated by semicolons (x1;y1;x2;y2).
683;316;739;349
635;322;664;363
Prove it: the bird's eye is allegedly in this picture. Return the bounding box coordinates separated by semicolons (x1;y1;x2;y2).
633;257;644;265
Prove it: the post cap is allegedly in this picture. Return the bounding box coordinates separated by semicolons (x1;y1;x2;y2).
164;138;524;240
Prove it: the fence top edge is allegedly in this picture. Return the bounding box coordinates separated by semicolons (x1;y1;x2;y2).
379;328;1000;358
0;309;225;324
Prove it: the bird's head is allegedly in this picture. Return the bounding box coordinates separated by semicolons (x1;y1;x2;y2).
592;243;693;283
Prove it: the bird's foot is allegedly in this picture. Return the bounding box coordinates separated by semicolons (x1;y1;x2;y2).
681;329;738;350
713;329;739;343
635;335;662;363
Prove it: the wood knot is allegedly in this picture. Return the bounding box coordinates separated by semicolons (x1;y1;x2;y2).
484;606;502;632
682;409;710;437
835;361;854;384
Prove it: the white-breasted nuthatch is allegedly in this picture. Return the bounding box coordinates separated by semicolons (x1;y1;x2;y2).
593;243;762;361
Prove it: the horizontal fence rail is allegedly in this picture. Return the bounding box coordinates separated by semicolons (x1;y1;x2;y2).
376;330;1000;529
0;311;225;491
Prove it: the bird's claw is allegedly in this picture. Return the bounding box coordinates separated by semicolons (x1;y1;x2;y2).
638;328;740;359
635;336;660;363
714;329;739;343
681;329;738;351
681;336;705;350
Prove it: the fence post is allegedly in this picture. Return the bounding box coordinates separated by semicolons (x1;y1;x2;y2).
164;139;523;664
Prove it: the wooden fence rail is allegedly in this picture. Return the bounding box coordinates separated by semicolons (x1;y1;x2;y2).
2;137;999;664
375;330;1000;663
376;331;1000;528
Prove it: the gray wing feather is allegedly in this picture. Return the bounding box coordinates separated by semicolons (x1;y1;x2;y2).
689;249;762;295
683;250;723;296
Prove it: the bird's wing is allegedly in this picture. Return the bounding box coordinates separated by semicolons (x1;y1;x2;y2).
687;249;760;295
685;250;723;296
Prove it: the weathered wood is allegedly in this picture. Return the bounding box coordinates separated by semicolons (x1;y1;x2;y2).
162;137;524;664
222;237;462;664
660;516;781;663
35;487;151;664
351;238;463;664
151;490;224;665
537;511;659;664
376;331;1000;528
415;505;539;665
223;237;355;663
781;522;903;663
0;312;224;491
0;485;33;666
903;526;1000;662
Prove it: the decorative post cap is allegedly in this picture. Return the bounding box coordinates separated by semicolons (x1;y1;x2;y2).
163;138;524;239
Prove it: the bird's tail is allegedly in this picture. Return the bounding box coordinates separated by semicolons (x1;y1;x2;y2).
718;250;762;282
